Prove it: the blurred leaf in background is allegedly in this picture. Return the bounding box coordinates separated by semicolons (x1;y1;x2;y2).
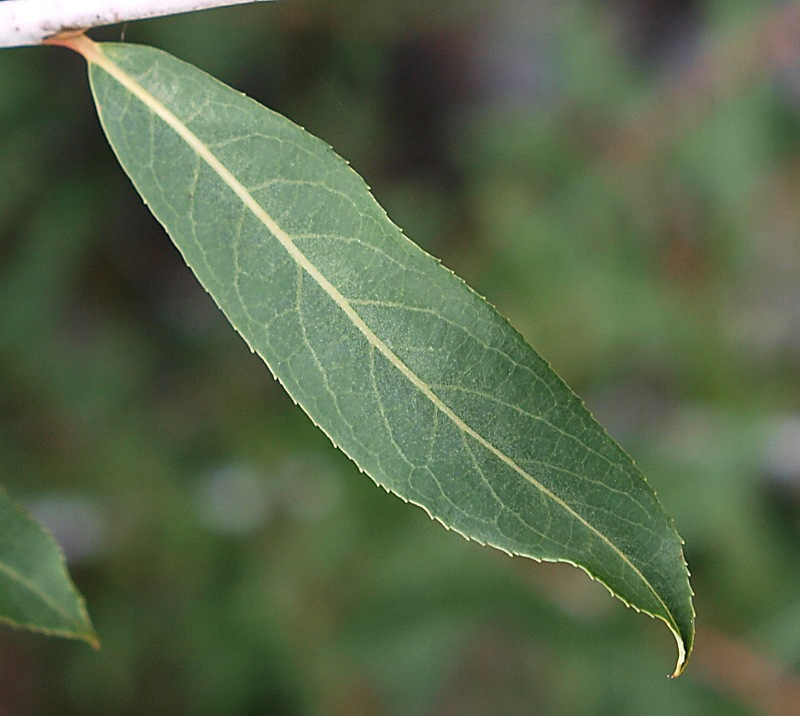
0;489;94;643
1;0;800;714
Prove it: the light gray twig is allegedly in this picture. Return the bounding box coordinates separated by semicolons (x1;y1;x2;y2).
0;0;274;48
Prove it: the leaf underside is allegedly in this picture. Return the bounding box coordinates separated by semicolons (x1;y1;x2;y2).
74;39;693;675
0;490;95;644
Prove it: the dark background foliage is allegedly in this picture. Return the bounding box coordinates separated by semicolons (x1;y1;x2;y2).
2;0;800;713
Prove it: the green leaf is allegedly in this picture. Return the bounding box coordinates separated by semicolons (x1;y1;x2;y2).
0;490;95;644
65;36;693;675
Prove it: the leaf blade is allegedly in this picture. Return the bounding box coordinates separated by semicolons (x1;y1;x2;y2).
0;491;95;644
76;38;693;674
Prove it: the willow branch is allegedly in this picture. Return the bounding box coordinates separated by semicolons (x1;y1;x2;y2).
0;0;274;48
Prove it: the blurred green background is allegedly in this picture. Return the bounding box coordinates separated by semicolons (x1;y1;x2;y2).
2;0;800;713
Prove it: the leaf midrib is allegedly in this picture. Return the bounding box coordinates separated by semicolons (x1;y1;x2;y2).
87;44;680;647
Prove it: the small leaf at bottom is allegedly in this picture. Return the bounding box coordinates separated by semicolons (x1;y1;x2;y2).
0;490;95;644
